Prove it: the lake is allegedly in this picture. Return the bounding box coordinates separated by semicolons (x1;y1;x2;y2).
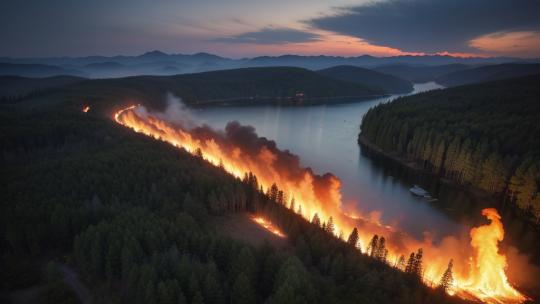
190;82;478;240
188;81;540;296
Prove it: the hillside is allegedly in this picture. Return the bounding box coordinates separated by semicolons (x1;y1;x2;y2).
18;67;385;108
318;65;413;94
170;67;384;102
435;63;540;87
0;75;85;101
0;62;85;78
373;64;469;83
360;74;540;219
0;90;466;303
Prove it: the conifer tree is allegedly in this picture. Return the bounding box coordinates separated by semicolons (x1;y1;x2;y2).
367;235;379;257
347;227;359;249
325;216;335;235
439;259;454;292
376;237;386;261
413;248;424;278
311;213;321;227
405;252;416;274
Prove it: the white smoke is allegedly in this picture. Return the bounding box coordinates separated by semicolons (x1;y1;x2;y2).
137;92;199;129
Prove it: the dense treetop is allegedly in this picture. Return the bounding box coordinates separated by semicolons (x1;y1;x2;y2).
0;90;466;303
436;63;540;87
361;74;540;219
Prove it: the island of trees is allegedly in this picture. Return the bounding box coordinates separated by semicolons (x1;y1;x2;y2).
360;74;540;220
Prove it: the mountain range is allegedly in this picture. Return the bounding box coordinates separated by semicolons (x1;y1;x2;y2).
1;51;539;79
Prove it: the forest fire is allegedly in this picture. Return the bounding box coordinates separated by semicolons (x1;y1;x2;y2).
458;209;528;303
251;216;286;238
113;104;529;303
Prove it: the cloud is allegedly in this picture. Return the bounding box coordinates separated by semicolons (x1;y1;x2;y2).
214;27;320;44
308;0;540;54
469;30;540;57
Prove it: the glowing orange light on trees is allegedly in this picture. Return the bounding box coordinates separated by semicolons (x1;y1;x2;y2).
113;105;529;303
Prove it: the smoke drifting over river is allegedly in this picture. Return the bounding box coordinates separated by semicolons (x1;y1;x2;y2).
113;95;535;303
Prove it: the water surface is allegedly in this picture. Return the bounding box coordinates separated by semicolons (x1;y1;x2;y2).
191;82;474;239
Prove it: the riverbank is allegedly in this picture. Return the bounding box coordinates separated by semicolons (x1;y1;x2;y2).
358;134;501;203
190;94;389;107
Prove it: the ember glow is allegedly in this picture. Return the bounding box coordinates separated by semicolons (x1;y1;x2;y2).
251;216;286;238
114;105;529;303
82;106;90;113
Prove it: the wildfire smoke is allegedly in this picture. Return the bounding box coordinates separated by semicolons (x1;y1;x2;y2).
113;103;529;303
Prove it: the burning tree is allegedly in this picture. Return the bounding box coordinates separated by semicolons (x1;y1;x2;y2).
311;213;321;227
347;227;360;250
439;259;454;292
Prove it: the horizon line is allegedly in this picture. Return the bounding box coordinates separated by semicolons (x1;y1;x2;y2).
1;50;536;60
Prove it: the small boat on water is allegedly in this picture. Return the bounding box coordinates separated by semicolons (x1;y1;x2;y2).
410;185;433;199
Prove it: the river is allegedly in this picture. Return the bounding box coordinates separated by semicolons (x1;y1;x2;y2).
190;82;472;238
189;81;539;296
192;82;539;255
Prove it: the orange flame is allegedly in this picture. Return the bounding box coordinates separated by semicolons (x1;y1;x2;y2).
113;105;350;236
113;105;529;303
251;216;286;238
458;208;528;303
82;106;90;113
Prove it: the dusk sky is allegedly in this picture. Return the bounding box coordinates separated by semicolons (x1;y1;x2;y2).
1;0;540;58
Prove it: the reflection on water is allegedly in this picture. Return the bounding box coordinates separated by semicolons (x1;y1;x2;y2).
190;82;540;296
192;82;468;238
192;82;537;245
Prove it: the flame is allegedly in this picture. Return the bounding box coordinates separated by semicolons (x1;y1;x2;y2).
458;208;528;303
113;105;351;236
251;216;286;238
113;105;530;303
82;106;90;113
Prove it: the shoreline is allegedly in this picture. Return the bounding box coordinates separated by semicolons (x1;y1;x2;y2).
189;94;390;108
357;134;499;203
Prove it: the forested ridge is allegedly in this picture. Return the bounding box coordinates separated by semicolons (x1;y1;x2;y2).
360;74;540;220
2;67;384;107
0;100;467;303
436;63;540;87
318;65;413;94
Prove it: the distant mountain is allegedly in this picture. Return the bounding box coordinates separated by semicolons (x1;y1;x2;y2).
84;62;126;69
318;65;413;94
373;64;470;83
435;63;540;87
0;62;85;78
1;51;538;79
244;54;534;70
0;75;85;100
